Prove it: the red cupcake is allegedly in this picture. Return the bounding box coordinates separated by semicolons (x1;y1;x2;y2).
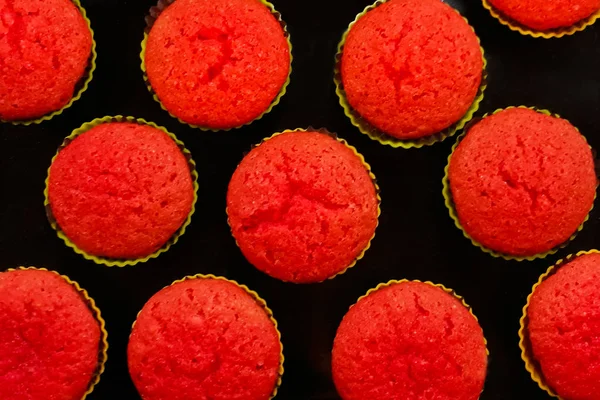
332;281;488;400
0;0;94;122
128;275;283;400
46;118;196;264
226;130;380;283
522;251;600;399
143;0;291;130
446;107;597;258
0;268;106;400
337;0;484;144
486;0;600;31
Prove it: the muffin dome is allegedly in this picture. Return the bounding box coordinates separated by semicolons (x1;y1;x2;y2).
144;0;290;129
0;0;93;121
128;277;282;400
448;108;596;257
333;281;487;400
227;130;379;283
340;0;483;140
48;121;195;260
0;269;103;400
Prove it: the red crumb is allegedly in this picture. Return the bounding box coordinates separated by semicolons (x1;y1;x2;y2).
488;0;600;30
226;131;379;283
528;253;600;400
145;0;290;129
0;0;92;121
332;281;487;400
0;269;101;400
449;108;596;257
48;122;195;259
341;0;483;140
128;278;281;400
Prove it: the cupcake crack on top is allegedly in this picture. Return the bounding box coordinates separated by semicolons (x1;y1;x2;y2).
227;130;379;283
143;0;290;130
0;0;93;122
339;0;484;141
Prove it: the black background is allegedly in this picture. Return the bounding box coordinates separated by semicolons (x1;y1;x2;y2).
1;0;599;398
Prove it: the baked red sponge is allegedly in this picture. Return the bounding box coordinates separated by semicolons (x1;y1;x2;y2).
128;277;282;400
527;253;600;400
448;108;596;257
0;269;102;400
341;0;483;140
48;122;195;260
488;0;600;30
332;281;487;400
0;0;92;121
227;131;379;283
144;0;290;129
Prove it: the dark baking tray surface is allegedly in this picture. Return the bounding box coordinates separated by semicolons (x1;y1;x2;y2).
2;0;599;398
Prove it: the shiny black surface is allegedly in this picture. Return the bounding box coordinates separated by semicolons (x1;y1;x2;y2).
1;0;599;398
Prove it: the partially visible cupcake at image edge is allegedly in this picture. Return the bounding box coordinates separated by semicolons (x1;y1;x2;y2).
483;0;600;37
445;107;597;260
45;117;197;266
520;251;600;399
332;280;488;400
0;0;95;124
0;268;107;400
335;0;486;148
128;275;283;400
142;0;291;130
226;129;380;284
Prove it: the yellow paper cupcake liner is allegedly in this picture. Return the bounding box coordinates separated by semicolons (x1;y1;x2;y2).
442;106;596;261
225;128;382;283
2;0;97;126
43;115;199;267
333;0;487;149
482;0;600;38
130;273;284;399
5;266;108;400
518;249;600;399
140;0;292;132
348;279;490;397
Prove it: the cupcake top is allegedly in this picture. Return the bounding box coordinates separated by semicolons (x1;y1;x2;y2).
487;0;600;31
227;130;379;283
144;0;290;129
48;122;195;260
340;0;483;140
527;252;600;399
128;277;281;400
332;281;487;400
0;0;92;121
0;269;101;400
448;108;596;257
